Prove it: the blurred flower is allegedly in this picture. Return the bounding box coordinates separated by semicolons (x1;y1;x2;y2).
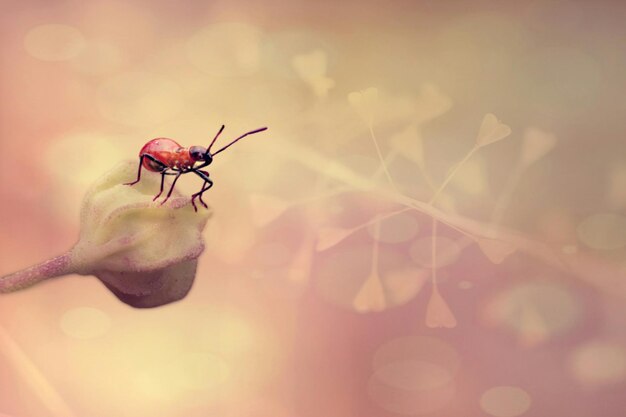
389;124;425;169
474;236;518;264
429;112;511;205
476;113;512;147
450;155;489;196
413;83;453;124
353;272;387;313
0;161;211;308
348;87;379;122
292;49;335;98
520;127;557;168
425;285;457;328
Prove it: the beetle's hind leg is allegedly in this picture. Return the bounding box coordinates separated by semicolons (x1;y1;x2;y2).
124;155;146;185
125;154;169;188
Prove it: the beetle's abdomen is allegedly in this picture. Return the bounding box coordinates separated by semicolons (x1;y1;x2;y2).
139;138;184;172
144;156;166;172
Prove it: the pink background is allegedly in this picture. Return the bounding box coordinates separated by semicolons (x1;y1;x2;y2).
1;1;626;416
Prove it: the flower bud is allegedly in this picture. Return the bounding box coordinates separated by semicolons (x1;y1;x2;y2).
1;160;211;308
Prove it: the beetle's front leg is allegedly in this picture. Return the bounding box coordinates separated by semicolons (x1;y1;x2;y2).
152;170;177;201
191;170;213;211
159;171;183;205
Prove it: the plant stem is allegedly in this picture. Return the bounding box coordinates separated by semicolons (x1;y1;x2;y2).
428;146;478;205
272;140;626;299
369;121;400;193
0;253;74;293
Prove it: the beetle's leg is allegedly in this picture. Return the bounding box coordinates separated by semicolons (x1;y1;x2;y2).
195;180;213;210
124;155;145;185
125;154;168;186
152;171;167;201
159;171;183;205
196;170;213;209
190;170;213;211
191;181;212;211
153;170;179;200
193;161;209;171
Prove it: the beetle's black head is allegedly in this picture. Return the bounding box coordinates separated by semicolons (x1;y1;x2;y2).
189;146;212;164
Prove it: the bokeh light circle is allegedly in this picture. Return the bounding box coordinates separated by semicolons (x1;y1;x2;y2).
173;352;231;391
368;374;455;415
24;24;85;61
60;307;111;339
367;213;420;243
374;360;452;390
569;340;626;387
70;40;124;75
187;22;262;77
409;236;461;268
373;336;461;382
458;280;474;290
480;386;531;417
577;213;626;250
97;72;183;126
482;281;581;343
368;336;460;414
46;131;130;187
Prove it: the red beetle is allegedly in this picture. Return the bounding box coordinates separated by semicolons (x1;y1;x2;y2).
125;125;268;211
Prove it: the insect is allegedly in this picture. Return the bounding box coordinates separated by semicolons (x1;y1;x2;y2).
125;125;268;211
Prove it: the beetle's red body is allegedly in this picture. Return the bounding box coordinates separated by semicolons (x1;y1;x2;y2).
140;138;198;172
126;125;267;211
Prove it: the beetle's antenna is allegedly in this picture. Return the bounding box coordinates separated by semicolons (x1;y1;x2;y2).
211;127;268;157
207;125;225;155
